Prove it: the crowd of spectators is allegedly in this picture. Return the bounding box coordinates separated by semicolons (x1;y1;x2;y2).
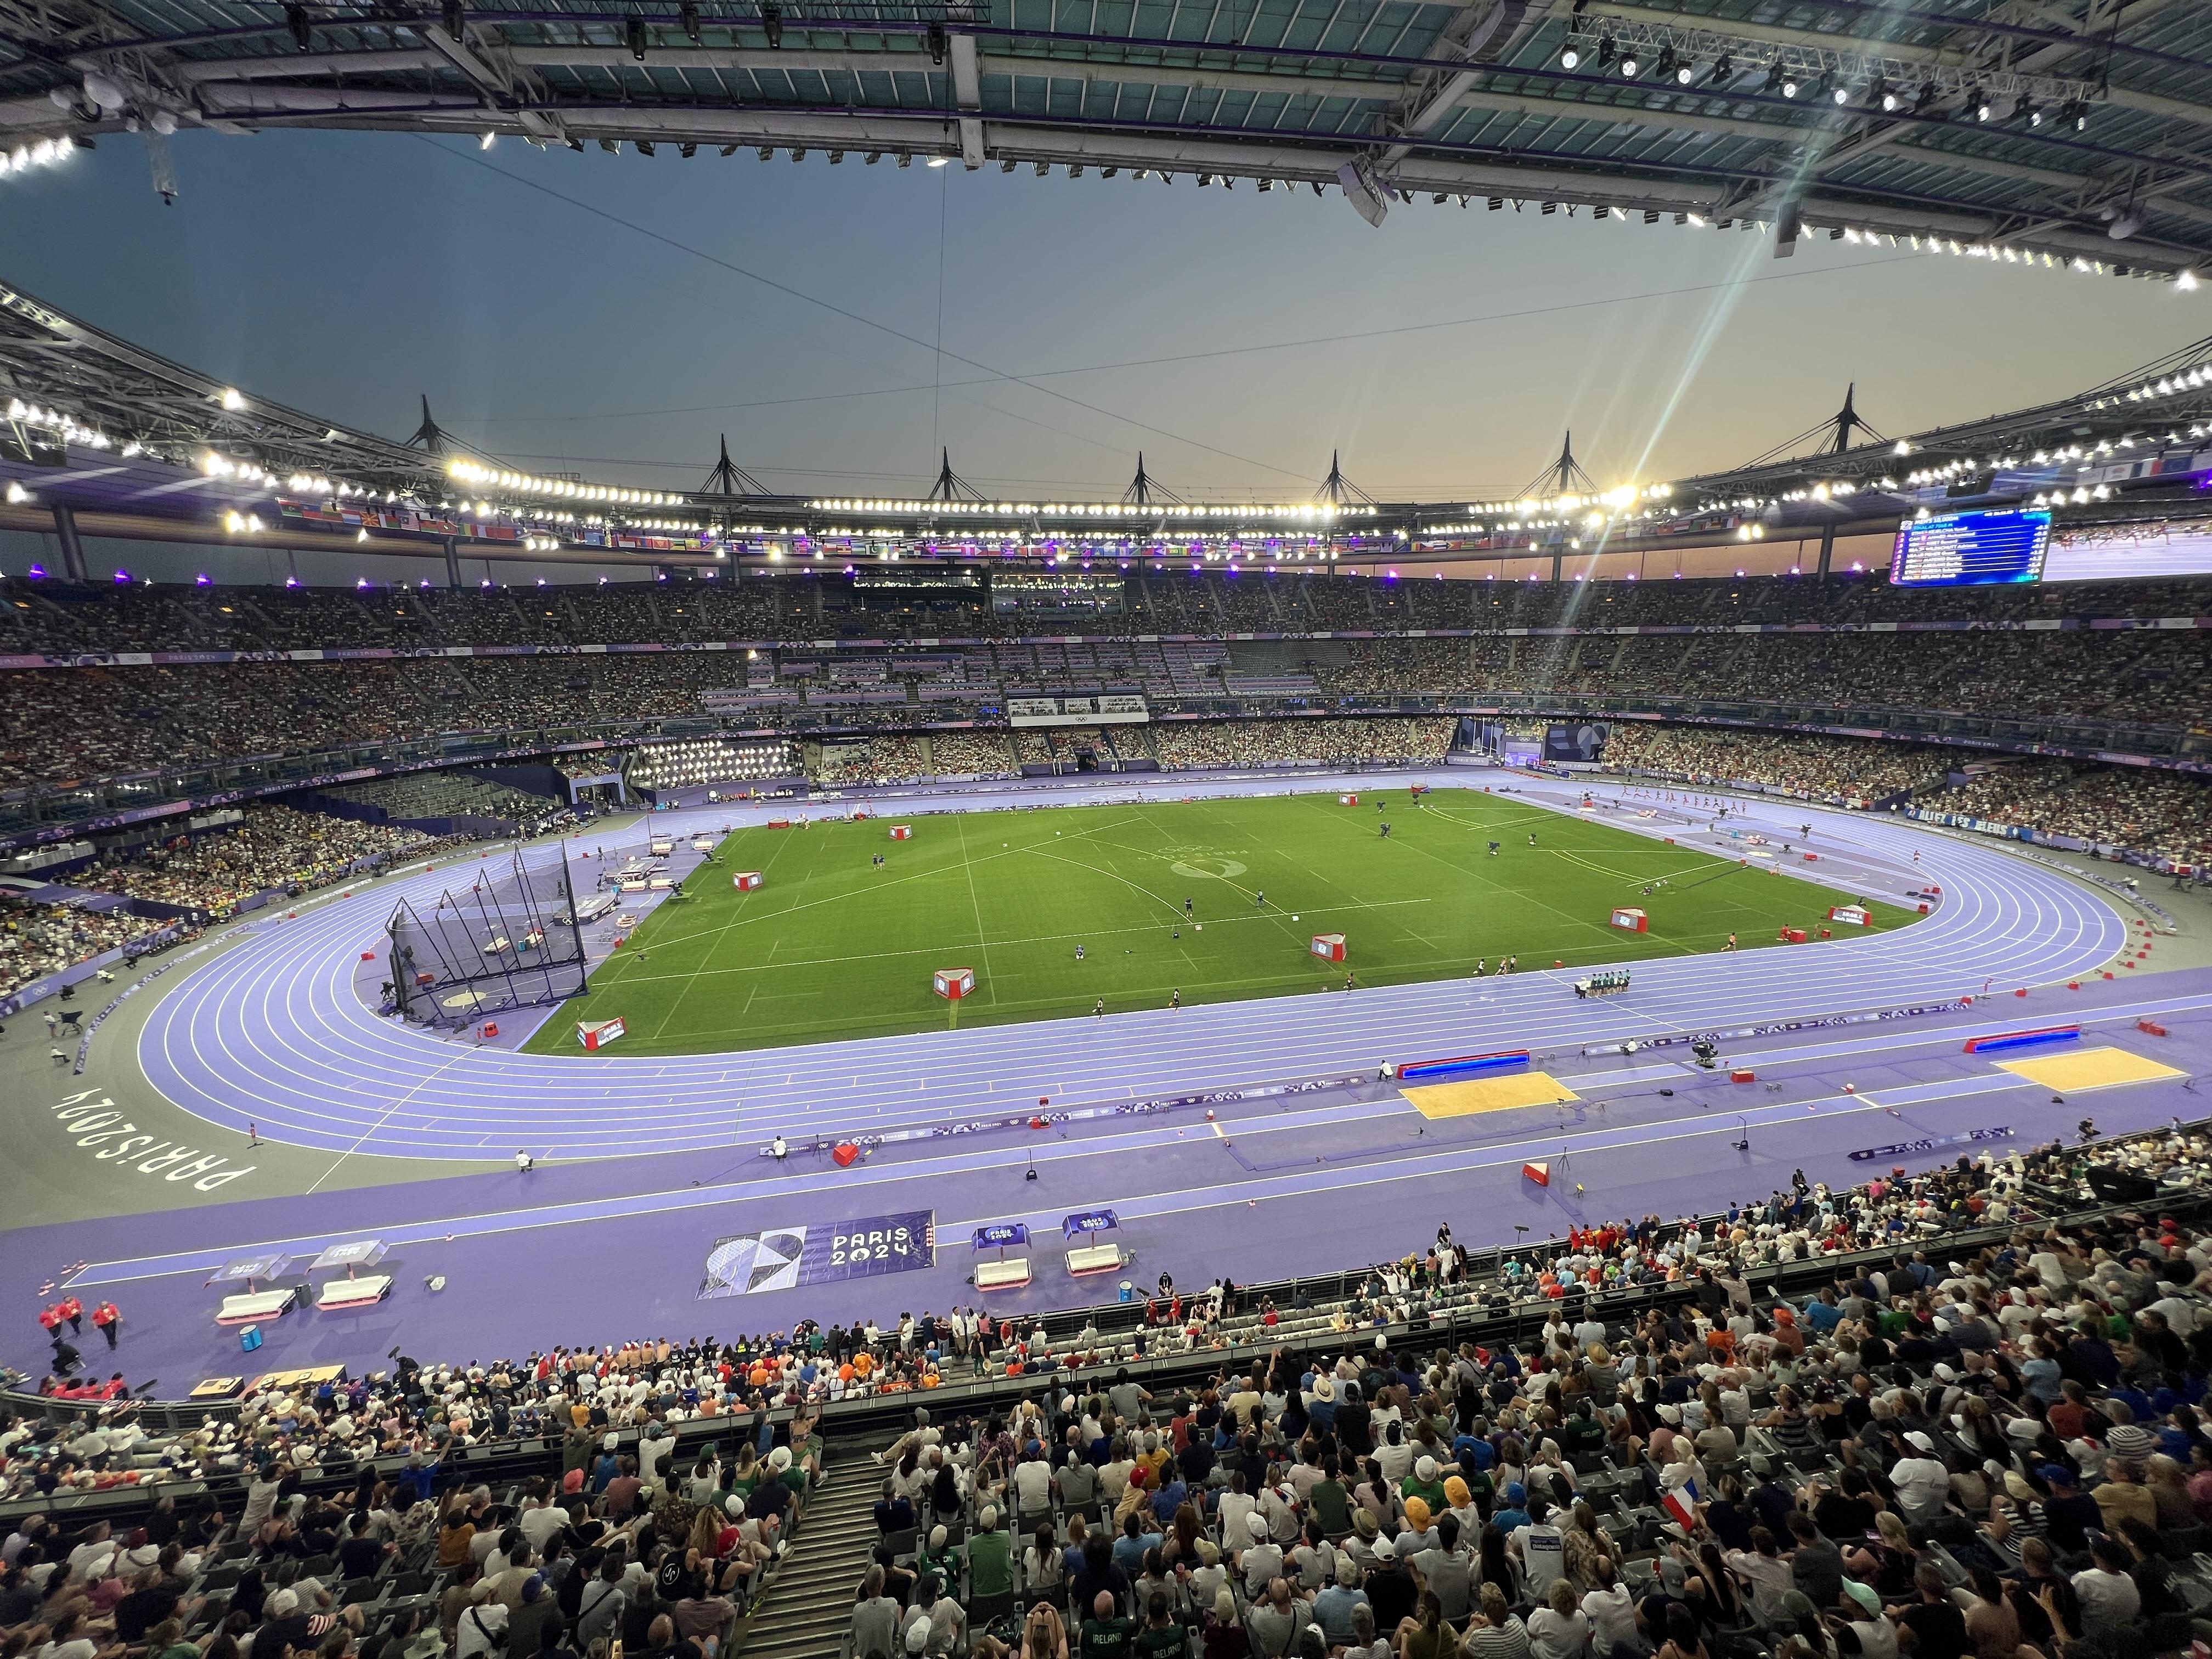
12;572;2210;661
1598;730;1947;807
1153;720;1455;771
7;1121;2212;1659
69;805;448;921
4;571;2211;797
0;894;173;999
928;733;1019;779
320;776;557;828
814;738;932;789
1934;762;2212;863
1585;727;2212;863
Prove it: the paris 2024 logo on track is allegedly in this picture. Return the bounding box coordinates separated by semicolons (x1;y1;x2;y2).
1161;847;1248;881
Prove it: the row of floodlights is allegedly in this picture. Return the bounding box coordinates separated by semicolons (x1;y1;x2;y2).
1556;35;2091;128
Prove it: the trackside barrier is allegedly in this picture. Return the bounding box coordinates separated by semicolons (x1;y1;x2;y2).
1395;1050;1531;1083
1578;995;1977;1058
1961;1024;2081;1054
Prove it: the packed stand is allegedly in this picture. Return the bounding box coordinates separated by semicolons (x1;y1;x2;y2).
320;774;560;828
70;805;448;920
1153;719;1455;771
5;573;2212;794
7;572;2212;661
1934;762;2212;862
813;737;930;788
5;1117;2212;1659
1599;729;1946;806
929;732;1018;779
0;893;174;999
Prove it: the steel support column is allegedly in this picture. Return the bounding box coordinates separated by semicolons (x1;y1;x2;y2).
52;504;88;582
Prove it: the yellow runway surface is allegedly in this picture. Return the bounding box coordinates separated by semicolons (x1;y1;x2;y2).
1993;1045;2185;1093
1402;1070;1581;1119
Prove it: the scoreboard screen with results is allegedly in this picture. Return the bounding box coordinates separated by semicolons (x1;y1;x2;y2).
1889;509;2052;587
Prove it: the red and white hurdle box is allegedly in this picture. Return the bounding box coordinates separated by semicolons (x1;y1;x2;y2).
1339;793;1359;806
1827;904;1872;927
1609;906;1649;932
732;871;763;891
1309;933;1347;961
577;1017;627;1051
934;967;975;1000
889;825;911;840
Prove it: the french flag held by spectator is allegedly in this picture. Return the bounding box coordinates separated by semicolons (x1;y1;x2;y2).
1662;1479;1699;1530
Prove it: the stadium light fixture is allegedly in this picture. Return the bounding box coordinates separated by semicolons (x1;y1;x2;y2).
286;2;312;49
1558;36;1580;69
441;0;462;36
760;1;782;47
1652;45;1674;81
1708;53;1732;84
680;0;700;40
927;155;951;167
627;18;647;58
1595;33;1614;68
1618;49;1639;76
478;131;495;148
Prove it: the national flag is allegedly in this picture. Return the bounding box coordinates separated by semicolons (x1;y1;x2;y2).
1662;1478;1699;1531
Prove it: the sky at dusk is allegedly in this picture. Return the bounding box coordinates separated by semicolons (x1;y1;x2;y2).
5;125;2206;509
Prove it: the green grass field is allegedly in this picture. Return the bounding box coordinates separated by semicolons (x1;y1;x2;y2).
525;789;1916;1056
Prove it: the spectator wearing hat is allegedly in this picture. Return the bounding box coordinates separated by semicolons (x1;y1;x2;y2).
969;1506;1014;1602
1402;1456;1448;1516
509;1574;562;1659
1833;1579;1897;1659
2038;1465;2102;1554
1363;1533;1416;1630
1492;1485;1530;1536
1888;1431;1950;1526
1313;1556;1370;1646
2072;1535;2142;1638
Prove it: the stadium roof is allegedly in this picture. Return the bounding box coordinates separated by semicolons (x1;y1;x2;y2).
5;0;2212;276
3;272;2211;571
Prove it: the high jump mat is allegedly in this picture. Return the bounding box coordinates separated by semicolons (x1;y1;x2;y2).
1990;1045;2185;1093
1402;1071;1581;1119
